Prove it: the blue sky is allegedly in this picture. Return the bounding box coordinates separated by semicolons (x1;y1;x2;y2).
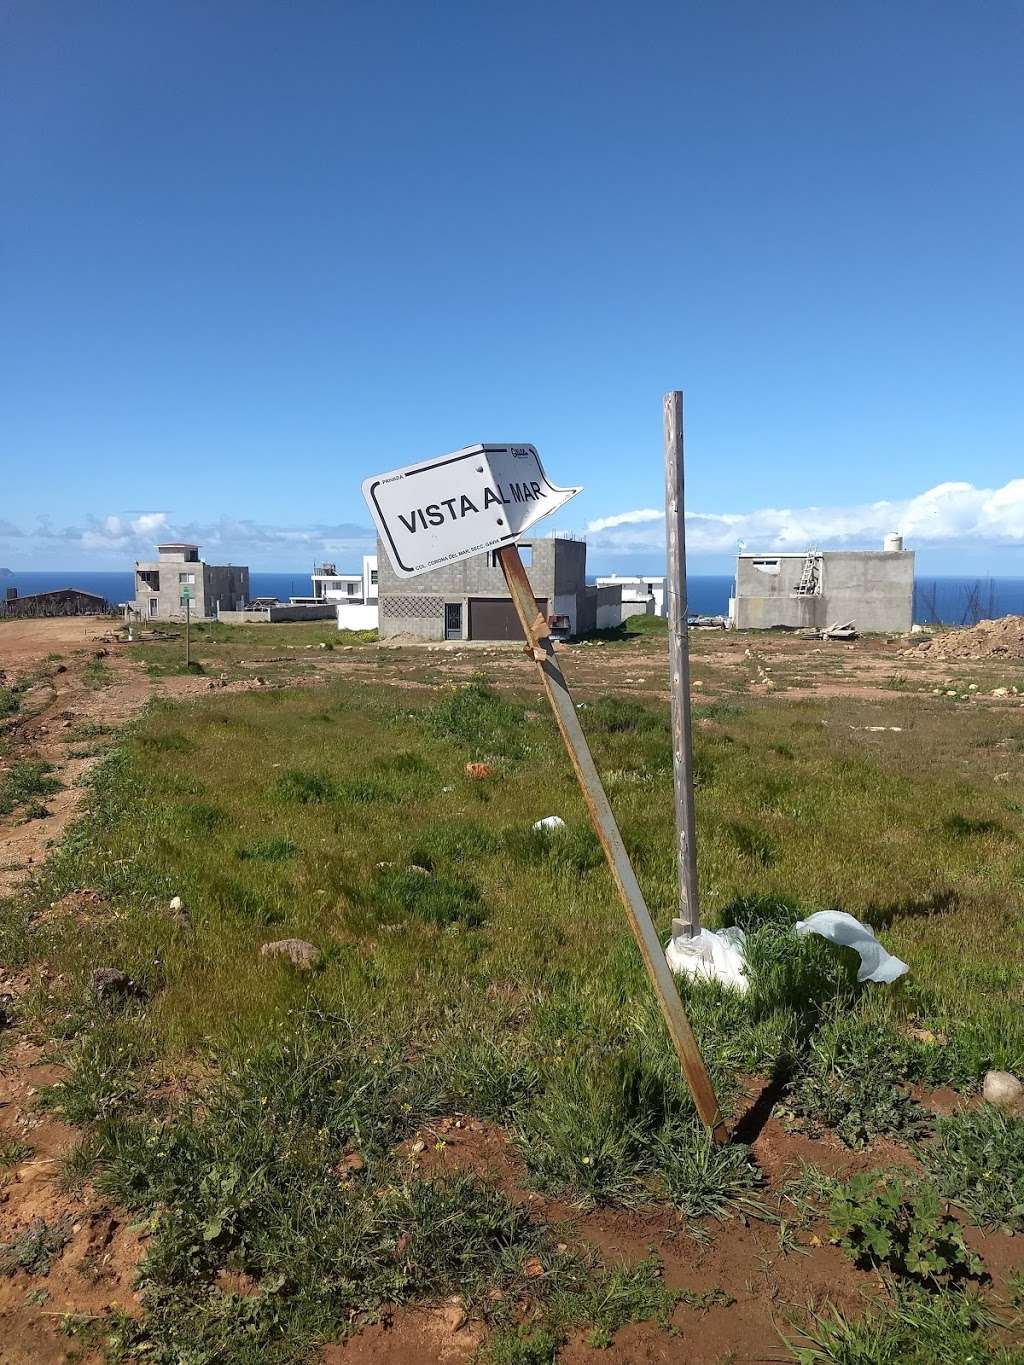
2;0;1022;575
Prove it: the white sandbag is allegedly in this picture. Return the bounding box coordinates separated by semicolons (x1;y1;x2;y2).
532;816;566;832
794;910;909;984
665;925;749;993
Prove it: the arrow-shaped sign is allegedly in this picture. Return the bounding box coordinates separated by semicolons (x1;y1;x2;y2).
363;444;581;579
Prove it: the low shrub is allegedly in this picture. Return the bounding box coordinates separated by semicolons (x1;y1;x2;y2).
829;1173;984;1286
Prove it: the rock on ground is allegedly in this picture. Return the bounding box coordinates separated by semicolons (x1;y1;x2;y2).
259;939;322;971
90;967;135;999
982;1069;1023;1110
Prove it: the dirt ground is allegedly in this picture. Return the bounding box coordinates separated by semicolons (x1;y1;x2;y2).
1;616;1022;1362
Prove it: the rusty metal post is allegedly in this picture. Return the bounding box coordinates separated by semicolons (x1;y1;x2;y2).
496;543;726;1142
664;391;701;938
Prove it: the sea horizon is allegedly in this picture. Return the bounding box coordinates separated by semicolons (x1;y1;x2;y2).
3;568;1023;627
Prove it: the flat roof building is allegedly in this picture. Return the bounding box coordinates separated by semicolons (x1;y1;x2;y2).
133;543;249;622
730;537;914;633
376;535;620;641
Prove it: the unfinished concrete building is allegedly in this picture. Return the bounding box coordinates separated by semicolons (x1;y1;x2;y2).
133;543;249;622
376;535;620;641
729;536;914;633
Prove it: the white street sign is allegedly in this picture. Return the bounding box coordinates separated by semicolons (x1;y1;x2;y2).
362;444;581;579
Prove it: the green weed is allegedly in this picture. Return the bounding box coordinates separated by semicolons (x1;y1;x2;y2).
0;760;61;815
786;1286;1014;1364
0;1137;31;1169
424;677;527;761
361;866;486;928
787;1020;929;1148
829;1174;984;1286
0;1217;74;1276
82;657;112;689
921;1106;1024;1232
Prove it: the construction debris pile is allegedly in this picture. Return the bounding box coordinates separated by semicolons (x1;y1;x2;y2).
911;616;1024;662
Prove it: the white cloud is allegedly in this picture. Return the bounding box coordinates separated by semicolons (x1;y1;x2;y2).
587;508;663;533
6;512;376;567
5;477;1023;569
584;479;1024;555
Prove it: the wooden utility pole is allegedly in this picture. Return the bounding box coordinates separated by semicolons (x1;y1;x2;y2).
664;391;701;939
497;543;726;1141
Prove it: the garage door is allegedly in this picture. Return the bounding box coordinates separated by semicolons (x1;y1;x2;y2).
468;597;547;641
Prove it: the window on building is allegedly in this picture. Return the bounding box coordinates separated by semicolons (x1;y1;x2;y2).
347;583;357;595
752;559;781;575
179;572;195;584
370;569;378;585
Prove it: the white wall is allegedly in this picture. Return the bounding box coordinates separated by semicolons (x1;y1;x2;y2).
362;554;378;603
336;603;379;631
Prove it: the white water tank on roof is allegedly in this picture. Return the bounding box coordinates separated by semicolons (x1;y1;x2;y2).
883;533;904;552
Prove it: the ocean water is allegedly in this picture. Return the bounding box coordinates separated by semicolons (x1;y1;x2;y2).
2;569;1023;626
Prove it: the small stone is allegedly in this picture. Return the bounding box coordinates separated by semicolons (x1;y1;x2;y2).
408;864;431;876
982;1070;1023;1110
442;1300;468;1334
464;761;494;780
523;1256;545;1280
410;1139;427;1154
992;687;1009;697
168;895;190;930
259;939;322;971
91;967;133;999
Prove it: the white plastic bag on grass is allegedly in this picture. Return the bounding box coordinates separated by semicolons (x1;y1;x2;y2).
793;910;908;984
665;925;749;994
532;816;566;832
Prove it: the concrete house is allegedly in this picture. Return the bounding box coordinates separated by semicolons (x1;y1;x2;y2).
376;535;620;641
729;536;914;633
133;543;250;621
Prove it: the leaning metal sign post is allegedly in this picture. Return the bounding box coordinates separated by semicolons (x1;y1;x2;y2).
364;443;725;1141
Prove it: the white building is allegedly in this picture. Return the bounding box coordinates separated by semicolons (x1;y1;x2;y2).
290;555;378;606
594;574;666;626
313;555;379;632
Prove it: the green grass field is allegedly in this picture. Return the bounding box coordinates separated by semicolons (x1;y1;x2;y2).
3;667;1023;1362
